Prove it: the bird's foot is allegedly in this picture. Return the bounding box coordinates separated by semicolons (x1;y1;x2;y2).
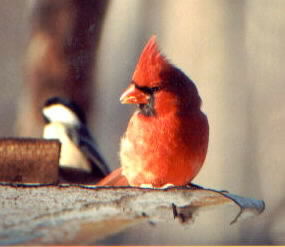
161;183;175;189
140;183;175;189
140;184;154;188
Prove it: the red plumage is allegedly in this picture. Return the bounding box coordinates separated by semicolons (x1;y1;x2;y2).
97;36;209;187
96;167;128;186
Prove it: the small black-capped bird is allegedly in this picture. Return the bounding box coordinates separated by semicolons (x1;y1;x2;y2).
42;97;109;178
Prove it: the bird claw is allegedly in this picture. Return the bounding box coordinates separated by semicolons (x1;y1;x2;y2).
140;184;154;188
140;183;175;189
161;183;175;189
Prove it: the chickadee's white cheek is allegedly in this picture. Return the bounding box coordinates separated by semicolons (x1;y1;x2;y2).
43;105;80;125
43;123;66;140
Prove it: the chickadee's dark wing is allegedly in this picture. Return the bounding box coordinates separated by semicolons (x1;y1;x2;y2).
67;125;110;177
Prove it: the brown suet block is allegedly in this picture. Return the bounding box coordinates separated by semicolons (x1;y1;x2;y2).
0;138;60;184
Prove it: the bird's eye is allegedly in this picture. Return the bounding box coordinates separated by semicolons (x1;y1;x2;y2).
135;84;161;94
149;86;161;93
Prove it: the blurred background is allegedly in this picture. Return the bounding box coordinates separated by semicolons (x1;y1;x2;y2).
1;0;284;245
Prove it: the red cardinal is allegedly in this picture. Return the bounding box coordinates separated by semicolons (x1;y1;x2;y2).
97;36;209;187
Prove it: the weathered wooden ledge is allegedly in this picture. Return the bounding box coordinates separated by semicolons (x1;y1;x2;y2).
0;184;265;245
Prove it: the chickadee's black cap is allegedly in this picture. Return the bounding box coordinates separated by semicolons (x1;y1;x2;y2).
44;97;87;124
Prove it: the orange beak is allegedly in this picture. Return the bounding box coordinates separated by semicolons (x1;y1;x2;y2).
120;84;149;104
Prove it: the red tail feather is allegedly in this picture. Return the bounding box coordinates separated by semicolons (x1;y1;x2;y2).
96;168;129;186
